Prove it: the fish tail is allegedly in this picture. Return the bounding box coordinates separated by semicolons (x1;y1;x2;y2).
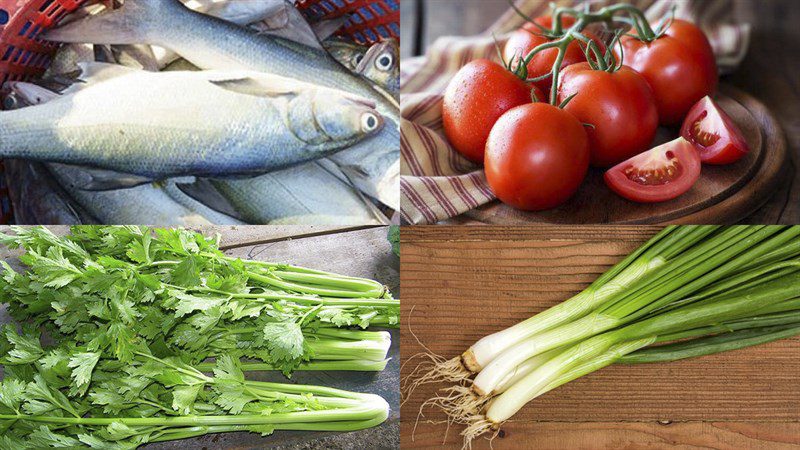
44;0;185;45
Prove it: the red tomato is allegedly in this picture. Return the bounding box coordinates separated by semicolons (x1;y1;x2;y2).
485;103;590;210
442;59;539;163
604;137;701;203
504;16;602;97
680;96;748;165
558;62;659;167
615;19;718;125
523;15;577;32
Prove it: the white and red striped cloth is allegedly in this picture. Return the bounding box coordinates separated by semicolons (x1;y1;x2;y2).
400;0;751;224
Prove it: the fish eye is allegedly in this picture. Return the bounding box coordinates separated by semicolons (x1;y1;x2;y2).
376;53;394;71
361;113;379;132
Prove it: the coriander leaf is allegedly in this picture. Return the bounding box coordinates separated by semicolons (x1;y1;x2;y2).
170;255;200;286
78;433;137;449
0;378;26;412
29;425;82;448
212;384;254;414
171;384;202;415
89;389;127;415
246;424;275;436
2;325;44;364
68;352;101;394
171;291;225;317
212;355;244;383
262;322;305;363
125;231;152;264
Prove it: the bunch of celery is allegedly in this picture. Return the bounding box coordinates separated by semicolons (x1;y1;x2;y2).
0;331;389;448
404;226;800;445
0;226;399;375
0;226;397;447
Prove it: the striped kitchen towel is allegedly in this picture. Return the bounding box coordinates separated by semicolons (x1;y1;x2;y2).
400;0;751;224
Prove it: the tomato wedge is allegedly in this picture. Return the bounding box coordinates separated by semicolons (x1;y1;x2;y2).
604;138;701;203
680;96;749;165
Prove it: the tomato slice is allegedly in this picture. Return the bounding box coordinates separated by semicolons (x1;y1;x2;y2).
604;138;701;203
680;96;749;165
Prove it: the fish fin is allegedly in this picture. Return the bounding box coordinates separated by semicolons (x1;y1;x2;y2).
56;166;155;191
252;3;323;50
207;76;299;98
44;0;170;45
312;17;349;41
175;179;244;219
77;62;139;83
318;160;391;224
112;45;160;71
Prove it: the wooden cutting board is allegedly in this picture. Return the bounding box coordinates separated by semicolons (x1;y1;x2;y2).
399;226;800;449
452;84;788;225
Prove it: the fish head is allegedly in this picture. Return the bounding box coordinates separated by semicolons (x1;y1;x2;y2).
288;90;384;145
358;39;399;87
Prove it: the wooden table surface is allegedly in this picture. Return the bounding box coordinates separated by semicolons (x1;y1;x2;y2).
399;226;800;449
0;225;400;450
401;0;800;224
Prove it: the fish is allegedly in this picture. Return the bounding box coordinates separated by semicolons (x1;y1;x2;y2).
45;0;401;210
48;163;221;226
4;159;97;225
180;0;281;26
0;63;384;180
2;82;61;107
162;181;246;225
356;39;400;100
43;43;95;80
112;44;160;71
212;161;386;225
323;38;368;73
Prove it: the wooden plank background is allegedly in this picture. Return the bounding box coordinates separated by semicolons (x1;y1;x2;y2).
401;0;800;224
400;226;800;449
0;225;400;450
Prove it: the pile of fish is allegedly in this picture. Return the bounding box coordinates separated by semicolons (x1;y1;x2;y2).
1;0;400;225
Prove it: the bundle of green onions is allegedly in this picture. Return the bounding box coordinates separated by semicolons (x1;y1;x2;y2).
0;226;398;447
403;225;800;446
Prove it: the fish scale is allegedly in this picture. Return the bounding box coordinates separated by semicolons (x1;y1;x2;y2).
46;0;401;209
0;68;381;178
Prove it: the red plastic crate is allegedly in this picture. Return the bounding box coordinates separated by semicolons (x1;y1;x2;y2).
296;0;399;45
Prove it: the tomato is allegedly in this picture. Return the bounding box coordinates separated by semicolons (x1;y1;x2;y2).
442;59;538;163
485;103;590;210
558;62;658;167
522;15;577;32
604;137;701;203
615;19;718;125
680;96;748;165
504;16;602;96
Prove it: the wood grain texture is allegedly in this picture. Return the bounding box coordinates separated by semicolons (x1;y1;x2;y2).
407;0;800;224
399;226;800;449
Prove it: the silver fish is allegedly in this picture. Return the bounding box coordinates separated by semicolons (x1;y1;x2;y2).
49;163;218;226
357;39;400;100
0;63;383;179
162;181;246;225
212;161;385;225
180;0;281;26
324;38;368;73
4;159;97;225
45;0;401;210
